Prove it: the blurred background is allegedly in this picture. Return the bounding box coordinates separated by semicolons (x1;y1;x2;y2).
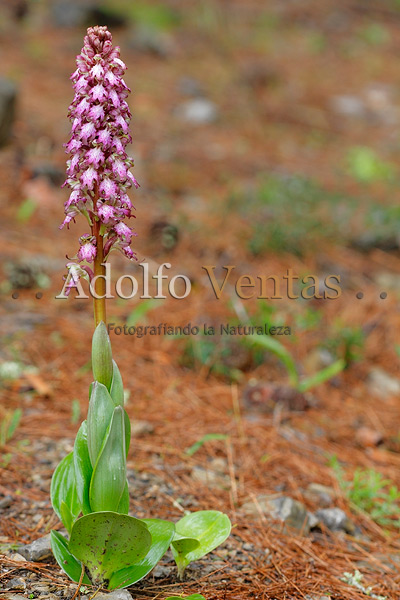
1;2;400;595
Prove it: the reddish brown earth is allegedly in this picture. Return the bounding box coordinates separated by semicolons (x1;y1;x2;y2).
1;1;400;598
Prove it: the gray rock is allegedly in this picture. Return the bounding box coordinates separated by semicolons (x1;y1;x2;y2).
304;483;335;508
131;420;154;436
18;534;52;561
3;596;29;600
242;495;311;534
178;76;204;97
330;95;365;119
0;77;17;147
175;99;218;125
51;0;94;27
129;25;173;58
315;508;355;534
152;564;174;578
368;367;400;398
81;590;132;600
6;577;26;590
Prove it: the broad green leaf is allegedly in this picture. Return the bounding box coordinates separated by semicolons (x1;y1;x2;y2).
69;512;152;587
73;420;92;515
50;452;81;533
171;532;200;555
89;406;126;512
117;481;130;515
124;409;131;459
165;595;206;600
87;382;115;467
110;359;124;406
171;511;231;578
108;519;175;589
92;321;113;390
50;530;91;585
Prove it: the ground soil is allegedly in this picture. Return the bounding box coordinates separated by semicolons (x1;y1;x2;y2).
1;1;400;599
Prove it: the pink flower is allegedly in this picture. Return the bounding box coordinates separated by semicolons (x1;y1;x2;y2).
62;26;139;267
78;241;97;262
98;204;116;223
99;177;117;198
91;84;107;101
87;146;105;168
114;221;132;242
81;167;98;188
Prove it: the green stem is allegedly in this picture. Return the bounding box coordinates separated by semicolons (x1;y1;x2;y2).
92;185;106;327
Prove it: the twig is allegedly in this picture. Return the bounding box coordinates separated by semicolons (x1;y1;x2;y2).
70;563;85;600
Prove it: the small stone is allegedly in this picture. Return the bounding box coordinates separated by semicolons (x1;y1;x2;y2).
368;367;400;398
307;511;320;529
0;494;13;509
9;553;26;562
152;564;173;578
315;508;355;534
81;590;132;600
178;76;204;97
355;426;383;448
304;483;335;508
131;420;154;436
6;577;26;590
129;25;174;57
0;77;17;147
330;95;365;118
175;99;218;124
18;534;52;561
51;0;94;27
241;495;311;534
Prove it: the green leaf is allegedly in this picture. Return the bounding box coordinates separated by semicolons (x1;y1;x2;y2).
248;334;299;387
171;533;200;555
298;359;345;393
50;452;81;533
92;321;113;390
108;519;175;589
87;382;115;467
73;421;92;515
50;530;91;585
171;511;231;578
89;406;126;512
124;409;131;459
165;595;206;600
185;433;228;457
117;481;130;515
110;359;124;407
69;512;152;587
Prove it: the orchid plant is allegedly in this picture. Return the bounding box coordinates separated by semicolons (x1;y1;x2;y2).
50;26;230;593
